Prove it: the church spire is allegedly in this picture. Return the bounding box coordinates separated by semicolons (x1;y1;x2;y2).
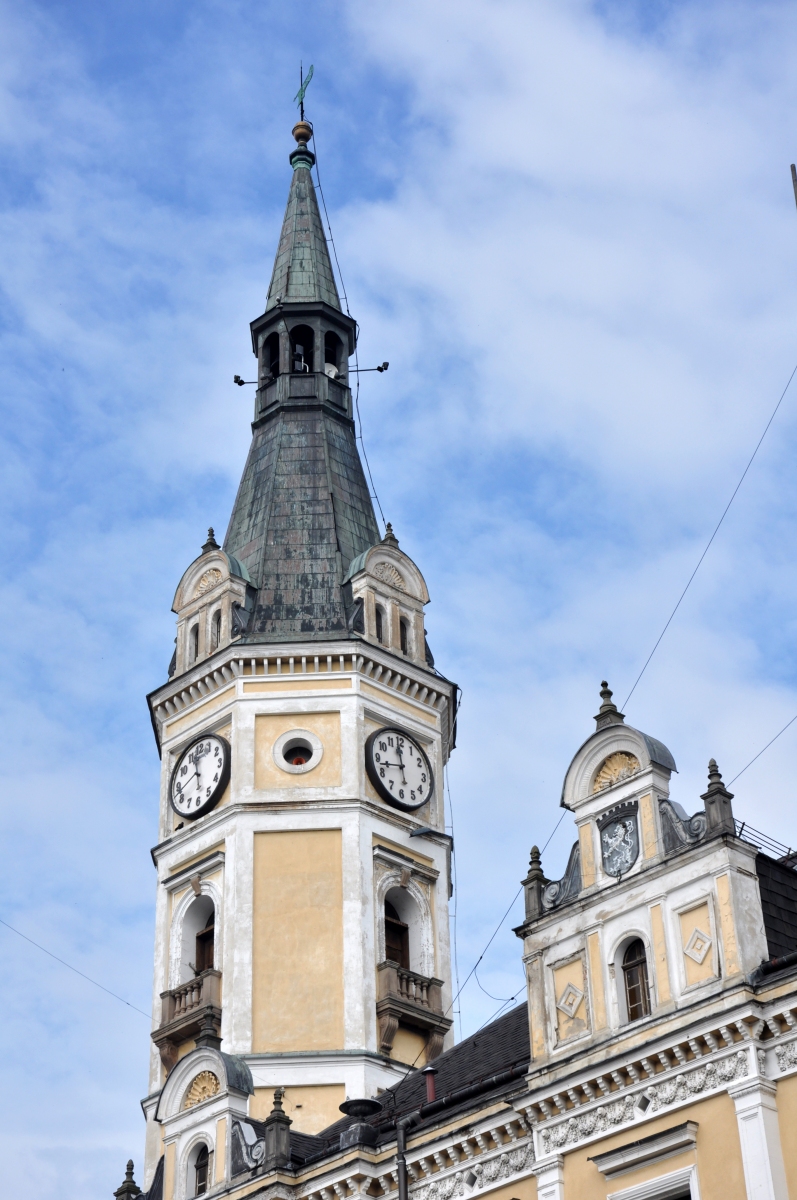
221;120;380;642
265;121;341;313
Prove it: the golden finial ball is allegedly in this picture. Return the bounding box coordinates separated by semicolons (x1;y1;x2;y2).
292;120;313;145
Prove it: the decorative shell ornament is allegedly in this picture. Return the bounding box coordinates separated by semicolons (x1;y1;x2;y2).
194;568;223;597
372;562;406;592
592;751;640;793
184;1070;221;1109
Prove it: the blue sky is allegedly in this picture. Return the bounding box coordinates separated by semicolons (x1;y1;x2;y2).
3;0;797;1193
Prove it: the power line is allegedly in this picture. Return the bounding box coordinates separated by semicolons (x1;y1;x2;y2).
729;710;797;785
0;917;151;1020
622;358;797;709
310;127;386;528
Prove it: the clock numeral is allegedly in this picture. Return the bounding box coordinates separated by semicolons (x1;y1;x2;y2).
421;773;427;783
379;741;387;752
388;737;394;748
411;790;416;801
213;773;219;783
375;752;381;762
195;797;201;807
206;786;211;797
399;789;405;800
418;783;424;795
379;767;385;778
181;765;188;776
388;779;394;790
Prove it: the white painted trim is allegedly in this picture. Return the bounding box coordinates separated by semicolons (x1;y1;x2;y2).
728;1078;789;1200
272;727;325;774
608;1164;699;1200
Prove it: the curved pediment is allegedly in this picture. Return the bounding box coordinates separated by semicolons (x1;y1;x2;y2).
155;1045;254;1122
561;723;677;812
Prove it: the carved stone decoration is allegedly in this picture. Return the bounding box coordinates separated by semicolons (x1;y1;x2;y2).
372;562;407;592
183;1070;221;1109
776;1040;797;1073
378;1011;400;1055
412;1143;535;1200
194;568;223;597
592;751;640;793
542;842;582;911
556;983;584;1019
659;799;707;854
539;1050;749;1153
684;927;712;965
598;803;639;877
231;1119;266;1176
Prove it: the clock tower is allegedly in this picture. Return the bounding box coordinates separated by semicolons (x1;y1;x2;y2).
140;121;457;1190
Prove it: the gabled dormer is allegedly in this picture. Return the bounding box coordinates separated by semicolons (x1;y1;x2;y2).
171;530;255;677
342;524;431;667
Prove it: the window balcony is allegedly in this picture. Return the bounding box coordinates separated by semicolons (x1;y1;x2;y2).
151;969;222;1071
376;961;452;1062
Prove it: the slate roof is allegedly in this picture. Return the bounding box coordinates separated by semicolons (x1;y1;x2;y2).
756;852;797;959
290;1002;530;1163
220;129;382;644
265;160;340;311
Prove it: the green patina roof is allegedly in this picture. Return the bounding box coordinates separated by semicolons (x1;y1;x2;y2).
265;161;341;311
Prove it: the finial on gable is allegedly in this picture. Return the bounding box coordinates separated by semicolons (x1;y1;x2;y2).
701;757;735;836
594;680;625;730
382;522;399;548
113;1160;141;1199
202;527;220;554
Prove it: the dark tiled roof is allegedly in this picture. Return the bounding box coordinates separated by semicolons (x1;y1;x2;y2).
141;1155;163;1200
266;165;340;311
223;406;380;642
756;852;797;959
297;1002;530;1161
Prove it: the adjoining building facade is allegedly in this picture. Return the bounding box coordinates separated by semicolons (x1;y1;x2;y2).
114;121;797;1200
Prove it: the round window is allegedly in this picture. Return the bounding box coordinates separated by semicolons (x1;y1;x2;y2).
273;729;324;775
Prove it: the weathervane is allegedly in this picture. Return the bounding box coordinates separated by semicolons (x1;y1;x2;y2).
294;63;314;122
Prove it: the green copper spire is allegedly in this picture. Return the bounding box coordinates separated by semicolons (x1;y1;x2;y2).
265;121;341;313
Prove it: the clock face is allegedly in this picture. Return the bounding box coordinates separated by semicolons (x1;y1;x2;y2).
365;727;434;812
170;733;231;821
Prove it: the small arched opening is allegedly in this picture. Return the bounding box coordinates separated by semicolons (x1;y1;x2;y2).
210;609;222;652
189;624;199;664
399;617;410;656
324;331;343;378
263;331;280;380
290;325;314;373
375;606;385;645
621;938;651;1022
179;894;216;983
191;1143;212;1196
383;886;423;973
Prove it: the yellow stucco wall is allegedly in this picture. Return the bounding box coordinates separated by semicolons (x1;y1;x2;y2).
776;1072;797;1196
254;712;342;789
639;792;657;859
552;955;589;1043
392;1025;427;1066
679;900;715;987
215;1117;226;1182
243;678;352;694
579;824;597;889
164;686;235;737
251;1084;346;1134
562;1092;745;1200
252;829;344;1052
650;903;671;1003
716;872;741;976
587;932;606;1031
163;1142;176;1200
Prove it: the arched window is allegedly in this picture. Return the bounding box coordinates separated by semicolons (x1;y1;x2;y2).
375;606;384;644
178;895;216;983
194;1144;211;1196
290;324;314;373
189;624;199;663
384;900;409;969
195;908;215;973
210;610;221;651
622;939;651;1021
263;331;280;379
324;331;343;378
399;618;409;655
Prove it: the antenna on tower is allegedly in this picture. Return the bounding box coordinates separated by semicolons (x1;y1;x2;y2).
791;164;797;212
294;62;314;122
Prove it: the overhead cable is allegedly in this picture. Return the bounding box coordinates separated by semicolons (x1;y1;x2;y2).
622;358;797;709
